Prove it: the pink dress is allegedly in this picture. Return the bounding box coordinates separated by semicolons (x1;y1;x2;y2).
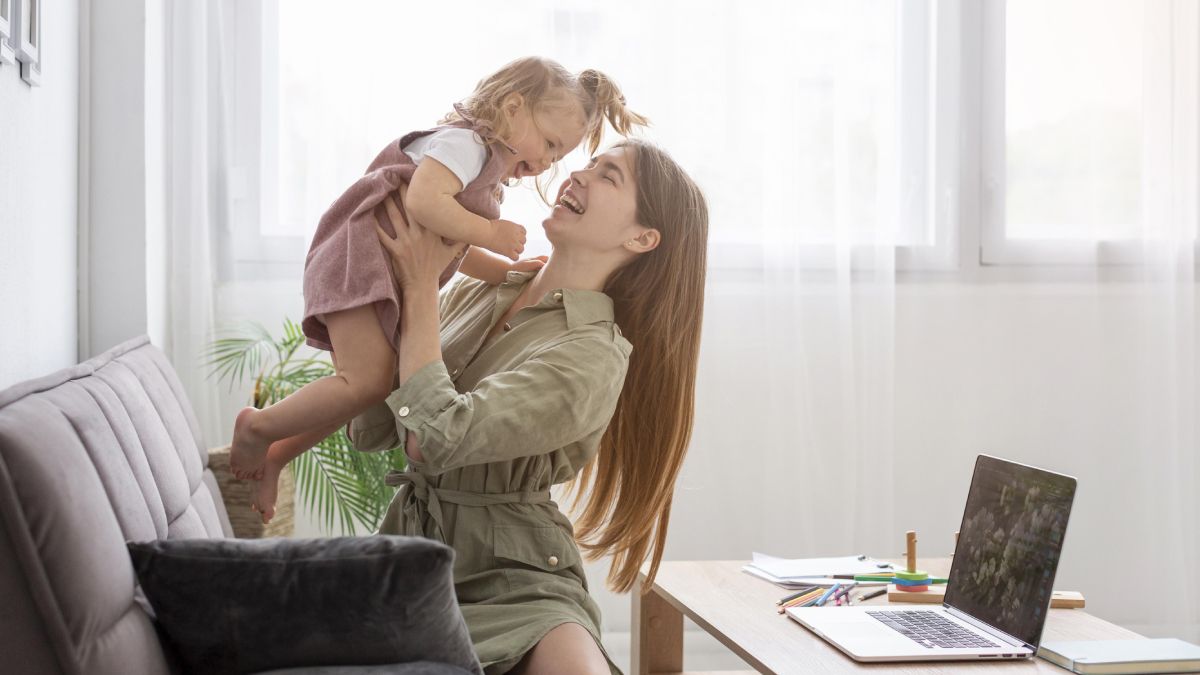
301;119;511;352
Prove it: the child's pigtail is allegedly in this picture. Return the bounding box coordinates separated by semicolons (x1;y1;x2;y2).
578;69;650;154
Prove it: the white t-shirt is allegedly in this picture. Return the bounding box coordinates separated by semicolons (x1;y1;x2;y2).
401;128;489;191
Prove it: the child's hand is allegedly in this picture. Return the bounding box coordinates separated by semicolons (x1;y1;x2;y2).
510;255;548;274
487;219;527;260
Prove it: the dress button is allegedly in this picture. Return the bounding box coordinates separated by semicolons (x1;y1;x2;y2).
451;368;459;377
503;323;512;331
397;406;410;417
547;555;559;567
552;291;563;302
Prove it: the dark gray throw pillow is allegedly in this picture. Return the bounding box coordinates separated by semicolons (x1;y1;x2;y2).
127;535;483;675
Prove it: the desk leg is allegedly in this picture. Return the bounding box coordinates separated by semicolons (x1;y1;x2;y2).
631;574;683;674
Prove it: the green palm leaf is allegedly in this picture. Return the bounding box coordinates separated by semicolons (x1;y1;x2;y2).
202;322;275;389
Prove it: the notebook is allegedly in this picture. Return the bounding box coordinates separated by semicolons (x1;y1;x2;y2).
1038;639;1200;674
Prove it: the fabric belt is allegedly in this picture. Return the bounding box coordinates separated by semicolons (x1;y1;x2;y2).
383;470;552;541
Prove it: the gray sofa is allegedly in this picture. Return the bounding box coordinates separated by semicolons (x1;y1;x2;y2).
0;336;478;675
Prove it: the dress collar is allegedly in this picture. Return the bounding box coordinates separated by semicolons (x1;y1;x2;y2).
500;270;616;328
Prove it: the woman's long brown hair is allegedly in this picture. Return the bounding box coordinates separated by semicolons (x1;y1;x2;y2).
563;139;709;594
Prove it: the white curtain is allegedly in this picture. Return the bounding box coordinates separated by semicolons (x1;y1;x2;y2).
162;0;233;448
739;0;905;559
1130;0;1199;638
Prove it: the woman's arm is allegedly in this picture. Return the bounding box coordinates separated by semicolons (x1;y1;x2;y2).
346;275;467;456
381;335;630;475
376;193;463;463
395;273;442;463
345;402;401;453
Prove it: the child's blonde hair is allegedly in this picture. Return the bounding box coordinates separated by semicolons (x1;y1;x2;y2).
441;57;648;198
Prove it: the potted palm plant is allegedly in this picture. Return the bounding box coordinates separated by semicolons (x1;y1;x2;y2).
204;318;406;535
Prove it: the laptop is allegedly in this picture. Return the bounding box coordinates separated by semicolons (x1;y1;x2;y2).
788;454;1077;662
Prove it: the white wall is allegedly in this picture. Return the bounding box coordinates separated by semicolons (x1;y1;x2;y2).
0;0;80;389
81;0;167;359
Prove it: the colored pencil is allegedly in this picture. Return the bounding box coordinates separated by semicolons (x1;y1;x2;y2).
776;585;820;604
776;588;824;614
857;587;888;602
815;583;842;607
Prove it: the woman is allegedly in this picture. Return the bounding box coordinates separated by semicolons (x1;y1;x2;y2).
348;138;707;674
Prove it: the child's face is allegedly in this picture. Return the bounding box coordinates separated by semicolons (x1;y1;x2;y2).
503;95;587;181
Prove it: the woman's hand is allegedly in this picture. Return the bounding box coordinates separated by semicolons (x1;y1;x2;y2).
376;194;468;291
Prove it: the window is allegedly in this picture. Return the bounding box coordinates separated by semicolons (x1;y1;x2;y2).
982;0;1198;265
223;0;1197;278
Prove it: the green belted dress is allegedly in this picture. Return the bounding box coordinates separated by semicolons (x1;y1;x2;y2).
348;270;631;675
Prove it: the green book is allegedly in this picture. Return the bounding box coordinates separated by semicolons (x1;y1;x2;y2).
1038;639;1200;675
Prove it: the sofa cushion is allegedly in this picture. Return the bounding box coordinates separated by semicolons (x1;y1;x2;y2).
0;336;232;675
128;535;483;675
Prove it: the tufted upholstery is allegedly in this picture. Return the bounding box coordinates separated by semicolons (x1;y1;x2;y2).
0;336;231;675
0;337;477;675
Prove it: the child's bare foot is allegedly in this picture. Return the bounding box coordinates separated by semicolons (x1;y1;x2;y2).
251;454;285;525
231;407;271;480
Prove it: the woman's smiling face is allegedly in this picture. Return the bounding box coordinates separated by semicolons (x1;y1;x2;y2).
543;147;642;252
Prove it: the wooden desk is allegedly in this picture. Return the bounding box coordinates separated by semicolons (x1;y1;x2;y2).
632;558;1142;674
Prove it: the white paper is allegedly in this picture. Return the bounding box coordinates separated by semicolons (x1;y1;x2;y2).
741;565;889;588
748;552;893;579
741;565;814;588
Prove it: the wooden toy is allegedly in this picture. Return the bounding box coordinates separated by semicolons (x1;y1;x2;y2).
894;531;930;592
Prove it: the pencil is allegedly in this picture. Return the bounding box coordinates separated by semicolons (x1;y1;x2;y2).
776;585;820;605
836;572;895;579
783;589;824;607
857;587;887;602
815;583;842;607
776;588;824;613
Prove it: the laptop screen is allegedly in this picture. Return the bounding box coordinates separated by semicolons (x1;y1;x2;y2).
944;455;1077;648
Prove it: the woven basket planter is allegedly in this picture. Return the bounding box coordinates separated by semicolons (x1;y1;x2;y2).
207;445;295;538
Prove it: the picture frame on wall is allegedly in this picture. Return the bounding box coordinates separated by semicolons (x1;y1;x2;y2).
0;0;15;66
13;0;39;85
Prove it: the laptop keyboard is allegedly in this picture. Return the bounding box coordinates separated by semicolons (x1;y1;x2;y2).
866;610;1002;649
